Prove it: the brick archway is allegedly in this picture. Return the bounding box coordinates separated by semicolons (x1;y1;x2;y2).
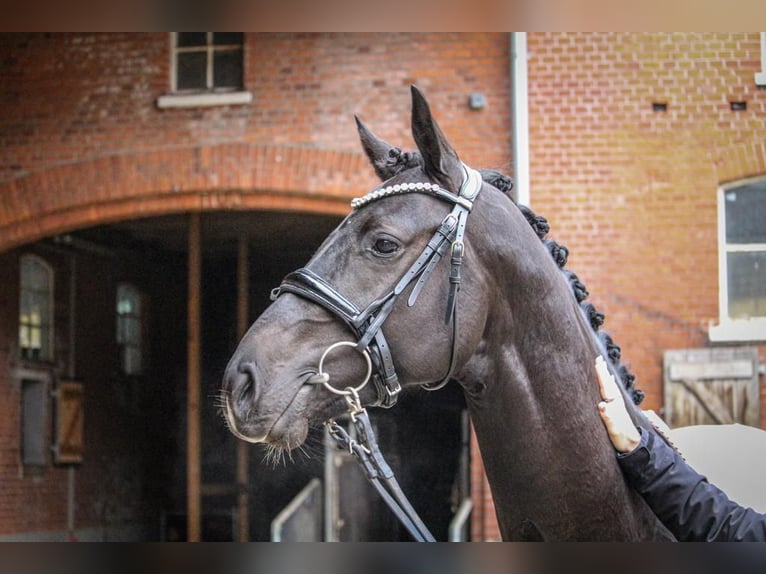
0;143;375;252
714;141;766;184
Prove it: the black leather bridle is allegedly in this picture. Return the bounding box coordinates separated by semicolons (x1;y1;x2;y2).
268;163;482;541
270;163;482;408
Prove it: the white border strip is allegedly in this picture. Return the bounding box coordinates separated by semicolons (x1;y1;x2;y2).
755;32;766;86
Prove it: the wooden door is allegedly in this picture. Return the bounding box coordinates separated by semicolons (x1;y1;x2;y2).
663;347;760;428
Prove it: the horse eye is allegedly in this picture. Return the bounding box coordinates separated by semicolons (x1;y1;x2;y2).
372;237;400;256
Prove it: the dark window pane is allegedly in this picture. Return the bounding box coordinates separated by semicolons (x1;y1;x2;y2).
727;251;766;319
724;181;766;244
177;32;207;47
22;380;47;466
213;32;243;46
213;50;243;89
177;52;207;90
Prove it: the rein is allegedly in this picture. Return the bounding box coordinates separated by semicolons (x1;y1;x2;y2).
269;164;482;541
326;390;436;541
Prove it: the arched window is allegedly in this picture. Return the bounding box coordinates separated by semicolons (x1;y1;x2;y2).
710;177;766;341
116;283;144;375
19;255;54;361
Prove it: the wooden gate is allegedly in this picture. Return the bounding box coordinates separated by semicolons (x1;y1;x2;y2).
663;347;760;428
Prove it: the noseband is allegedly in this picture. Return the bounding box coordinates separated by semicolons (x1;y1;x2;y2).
270;163;482;408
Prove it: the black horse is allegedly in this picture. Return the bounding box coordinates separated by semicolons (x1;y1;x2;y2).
222;86;674;540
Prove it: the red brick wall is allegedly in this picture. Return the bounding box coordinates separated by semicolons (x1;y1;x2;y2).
0;244;185;539
0;248;68;536
527;32;765;412
0;33;511;250
469;32;766;540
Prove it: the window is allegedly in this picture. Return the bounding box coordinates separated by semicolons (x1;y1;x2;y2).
156;33;252;109
710;178;766;341
174;32;244;92
21;378;48;466
756;32;766;86
19;255;54;362
117;283;144;375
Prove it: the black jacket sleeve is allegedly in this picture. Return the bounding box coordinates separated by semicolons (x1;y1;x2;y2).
617;428;766;541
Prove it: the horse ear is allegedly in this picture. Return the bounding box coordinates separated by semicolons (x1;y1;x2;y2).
410;85;463;192
355;115;401;181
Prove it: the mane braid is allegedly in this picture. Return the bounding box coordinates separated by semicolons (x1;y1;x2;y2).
355;152;644;405
479;170;645;405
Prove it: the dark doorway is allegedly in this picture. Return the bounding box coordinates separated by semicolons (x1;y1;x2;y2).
69;209;466;541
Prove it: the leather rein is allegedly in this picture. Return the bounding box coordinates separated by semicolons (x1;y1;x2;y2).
269;164;482;541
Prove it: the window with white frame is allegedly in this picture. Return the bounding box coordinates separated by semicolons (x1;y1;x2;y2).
710;178;766;341
173;32;244;92
19;255;54;362
755;32;766;86
157;32;251;109
116;283;144;376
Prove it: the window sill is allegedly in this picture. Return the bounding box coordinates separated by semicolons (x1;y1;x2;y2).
156;91;253;109
708;318;766;342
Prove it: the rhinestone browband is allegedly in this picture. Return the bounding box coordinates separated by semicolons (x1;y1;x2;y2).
351;181;470;210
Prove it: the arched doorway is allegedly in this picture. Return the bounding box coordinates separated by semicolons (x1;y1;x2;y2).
52;209;468;541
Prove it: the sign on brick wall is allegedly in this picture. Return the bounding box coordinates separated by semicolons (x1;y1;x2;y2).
53;380;84;465
663;347;760;428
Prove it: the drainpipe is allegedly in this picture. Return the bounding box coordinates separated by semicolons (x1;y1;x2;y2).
511;32;531;207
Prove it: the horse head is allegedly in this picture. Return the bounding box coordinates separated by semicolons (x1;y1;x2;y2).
222;86;495;450
222;87;672;541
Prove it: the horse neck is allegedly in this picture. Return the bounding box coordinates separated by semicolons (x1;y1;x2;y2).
460;201;652;539
465;240;604;438
464;200;603;418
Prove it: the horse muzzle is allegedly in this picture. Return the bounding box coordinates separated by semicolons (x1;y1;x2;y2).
222;360;269;443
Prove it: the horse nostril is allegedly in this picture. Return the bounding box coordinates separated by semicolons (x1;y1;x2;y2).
235;361;261;411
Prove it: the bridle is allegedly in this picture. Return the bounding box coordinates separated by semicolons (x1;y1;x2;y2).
270;163;482;408
269;163;482;541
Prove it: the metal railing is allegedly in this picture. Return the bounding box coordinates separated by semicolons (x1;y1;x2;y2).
448;497;473;542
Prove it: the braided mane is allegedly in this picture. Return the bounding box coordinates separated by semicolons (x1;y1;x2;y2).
377;147;644;405
510;185;644;405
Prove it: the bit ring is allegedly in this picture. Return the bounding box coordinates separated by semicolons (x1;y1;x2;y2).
314;341;372;396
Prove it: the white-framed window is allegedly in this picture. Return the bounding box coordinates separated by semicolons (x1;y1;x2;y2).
116;283;144;376
709;177;766;342
19;254;54;362
156;32;252;109
755;32;766;86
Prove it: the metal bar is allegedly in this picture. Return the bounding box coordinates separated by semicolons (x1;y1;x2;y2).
271;478;322;542
448;498;473;542
323;428;337;542
187;212;202;541
724;243;766;252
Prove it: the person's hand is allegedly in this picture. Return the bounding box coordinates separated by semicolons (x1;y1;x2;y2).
595;356;641;453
